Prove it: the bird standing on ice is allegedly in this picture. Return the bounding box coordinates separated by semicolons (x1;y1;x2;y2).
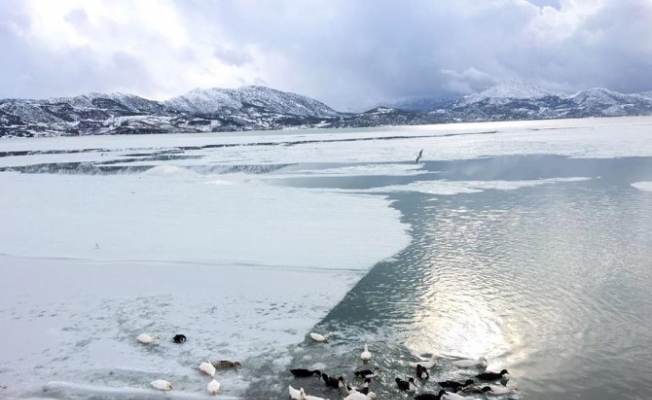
207;379;220;395
360;344;372;363
150;379;172;391
137;333;160;344
416;149;424;163
199;361;216;377
309;332;330;342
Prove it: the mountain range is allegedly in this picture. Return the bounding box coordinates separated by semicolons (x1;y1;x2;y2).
2;80;652;138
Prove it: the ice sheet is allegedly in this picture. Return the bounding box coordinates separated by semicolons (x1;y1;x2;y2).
632;181;652;192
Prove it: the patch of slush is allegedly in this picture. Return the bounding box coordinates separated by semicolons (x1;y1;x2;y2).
360;177;592;196
631;181;652;192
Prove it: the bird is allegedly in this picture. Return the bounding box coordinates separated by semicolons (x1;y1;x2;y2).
207;379;220;395
415;391;446;400
309;332;330;342
441;390;466;400
150;379;172;391
395;377;417;392
354;367;380;379
321;373;344;388
344;391;378;400
475;369;509;382
289;385;303;400
482;384;520;395
137;333;160;344
461;386;493;394
199;361;216;377
290;368;322;377
416;364;430;380
409;354;440;368
360;344;372;362
172;334;186;343
346;378;372;395
452;357;488;368
437;379;475;390
416;149;424;163
213;360;242;369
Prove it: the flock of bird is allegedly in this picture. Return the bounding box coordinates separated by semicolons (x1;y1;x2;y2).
288;332;519;400
136;332;241;396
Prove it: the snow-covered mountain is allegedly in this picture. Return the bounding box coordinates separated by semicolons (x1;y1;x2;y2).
2;83;652;138
459;79;558;106
165;85;339;118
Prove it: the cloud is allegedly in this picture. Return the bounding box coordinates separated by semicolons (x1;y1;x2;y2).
0;0;651;109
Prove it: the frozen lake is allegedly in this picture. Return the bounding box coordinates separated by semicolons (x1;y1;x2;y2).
1;117;652;399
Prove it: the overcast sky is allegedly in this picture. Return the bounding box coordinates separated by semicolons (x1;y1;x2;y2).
1;0;651;110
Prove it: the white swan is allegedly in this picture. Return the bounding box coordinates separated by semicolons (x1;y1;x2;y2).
309;332;330;342
150;379;172;391
289;385;303;400
453;357;488;368
207;379;220;395
199;361;216;377
137;333;160;344
408;354;440;368
360;344;372;362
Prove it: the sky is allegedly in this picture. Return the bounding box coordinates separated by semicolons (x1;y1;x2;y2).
0;0;651;110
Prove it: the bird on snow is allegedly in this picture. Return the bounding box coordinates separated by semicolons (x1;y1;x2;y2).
416;149;424;163
199;361;216;377
360;344;372;362
213;360;242;369
172;334;186;343
150;379;172;391
452;356;488;368
207;379;220;396
309;332;330;342
137;333;160;344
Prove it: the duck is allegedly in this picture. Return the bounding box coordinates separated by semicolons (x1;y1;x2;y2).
437;379;474;390
416;364;429;380
150;379;172;391
172;334;186;343
137;333;160;344
461;386;493;394
289;385;303;400
409;354;440;368
344;392;377;400
360;344;372;363
199;361;216;377
354;367;380;379
483;384;520;395
207;379;220;395
452;357;488;368
475;369;509;382
441;390;466;400
309;332;330;342
321;373;345;388
395;377;417;392
213;360;242;369
346;378;371;395
415;390;446;400
290;368;322;377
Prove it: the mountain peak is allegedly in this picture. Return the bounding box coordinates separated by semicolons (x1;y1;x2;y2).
460;78;557;106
